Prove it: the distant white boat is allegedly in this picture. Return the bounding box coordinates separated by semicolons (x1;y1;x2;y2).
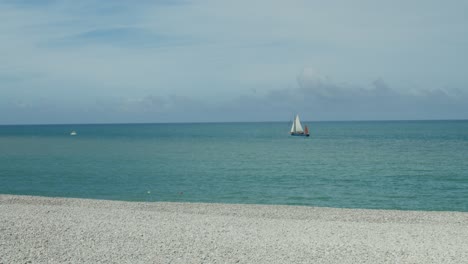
290;115;309;137
70;131;77;136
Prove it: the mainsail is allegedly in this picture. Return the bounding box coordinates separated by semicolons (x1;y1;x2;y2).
290;115;304;133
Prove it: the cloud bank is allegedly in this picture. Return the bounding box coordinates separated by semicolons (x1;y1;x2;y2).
2;68;466;124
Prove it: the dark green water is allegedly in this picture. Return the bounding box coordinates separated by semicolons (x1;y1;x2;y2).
1;121;467;211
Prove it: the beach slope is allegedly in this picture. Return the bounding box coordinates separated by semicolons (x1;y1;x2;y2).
1;195;467;263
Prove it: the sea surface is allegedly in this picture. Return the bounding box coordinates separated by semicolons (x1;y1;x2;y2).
1;121;467;211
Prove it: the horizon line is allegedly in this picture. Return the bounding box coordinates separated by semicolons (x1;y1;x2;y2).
1;118;467;126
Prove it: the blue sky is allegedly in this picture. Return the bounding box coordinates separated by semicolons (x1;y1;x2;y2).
1;0;467;124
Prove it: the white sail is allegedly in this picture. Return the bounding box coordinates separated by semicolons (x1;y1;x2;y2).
290;115;304;133
294;115;304;133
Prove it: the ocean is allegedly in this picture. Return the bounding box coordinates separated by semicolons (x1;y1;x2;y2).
1;121;467;211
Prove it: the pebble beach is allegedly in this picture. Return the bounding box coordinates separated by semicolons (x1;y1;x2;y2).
1;194;468;263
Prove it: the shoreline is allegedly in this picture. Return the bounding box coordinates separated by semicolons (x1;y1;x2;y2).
1;194;468;263
2;194;468;221
3;193;466;214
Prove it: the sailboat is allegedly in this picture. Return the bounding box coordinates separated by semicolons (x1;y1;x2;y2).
290;115;310;137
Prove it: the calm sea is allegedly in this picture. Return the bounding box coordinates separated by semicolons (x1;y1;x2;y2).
1;121;467;211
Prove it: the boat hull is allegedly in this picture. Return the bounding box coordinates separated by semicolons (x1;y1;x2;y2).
290;133;309;137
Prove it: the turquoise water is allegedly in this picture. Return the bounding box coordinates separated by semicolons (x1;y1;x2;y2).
1;121;467;211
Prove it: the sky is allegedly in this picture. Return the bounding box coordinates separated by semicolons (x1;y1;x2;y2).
1;0;467;124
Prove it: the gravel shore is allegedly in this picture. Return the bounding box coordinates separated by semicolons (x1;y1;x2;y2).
1;195;467;263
